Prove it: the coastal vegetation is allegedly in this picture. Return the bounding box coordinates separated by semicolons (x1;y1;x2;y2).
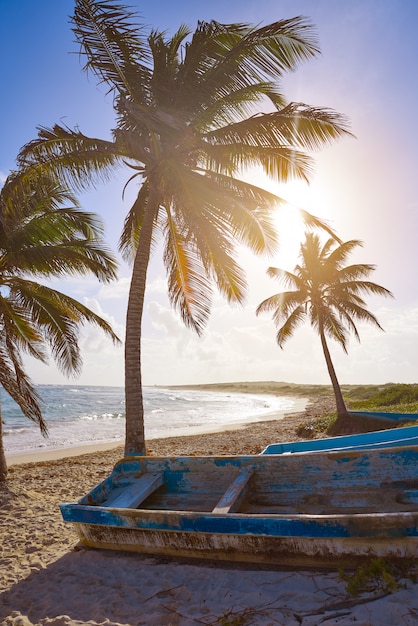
19;0;351;455
295;383;418;437
0;170;119;481
344;383;418;411
256;233;393;432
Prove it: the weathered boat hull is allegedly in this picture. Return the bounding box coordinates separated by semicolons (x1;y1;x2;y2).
74;521;418;569
60;448;418;568
262;424;418;455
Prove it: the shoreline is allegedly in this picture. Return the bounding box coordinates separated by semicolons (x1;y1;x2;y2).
6;387;309;465
6;440;123;466
6;407;307;466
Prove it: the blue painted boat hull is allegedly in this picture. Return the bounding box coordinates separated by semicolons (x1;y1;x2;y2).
60;447;418;568
348;411;418;423
262;424;418;455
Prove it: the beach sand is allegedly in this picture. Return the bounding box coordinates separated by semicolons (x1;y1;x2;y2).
1;390;417;625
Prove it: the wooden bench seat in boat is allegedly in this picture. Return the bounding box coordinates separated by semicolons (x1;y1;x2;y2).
139;467;255;513
104;472;164;509
212;467;254;514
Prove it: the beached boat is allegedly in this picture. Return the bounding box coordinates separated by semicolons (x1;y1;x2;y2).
348;411;418;423
261;423;418;455
60;446;418;568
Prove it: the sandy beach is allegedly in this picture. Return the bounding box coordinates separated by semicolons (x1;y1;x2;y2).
1;390;418;625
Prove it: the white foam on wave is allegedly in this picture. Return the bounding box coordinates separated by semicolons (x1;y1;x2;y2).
4;386;308;458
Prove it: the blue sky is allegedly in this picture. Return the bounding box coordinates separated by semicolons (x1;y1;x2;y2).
1;0;417;387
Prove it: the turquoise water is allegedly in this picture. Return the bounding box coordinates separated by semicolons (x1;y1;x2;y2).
2;385;306;457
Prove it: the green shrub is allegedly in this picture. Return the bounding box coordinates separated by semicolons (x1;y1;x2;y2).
345;384;418;409
339;557;416;596
297;412;337;438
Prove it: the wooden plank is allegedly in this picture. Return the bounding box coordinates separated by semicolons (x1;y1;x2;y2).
212;467;254;514
105;472;164;509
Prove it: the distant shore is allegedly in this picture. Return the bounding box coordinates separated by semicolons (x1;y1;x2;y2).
166;380;334;396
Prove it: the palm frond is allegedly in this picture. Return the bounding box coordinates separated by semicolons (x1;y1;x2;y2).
193;82;279;131
0;342;46;433
206;104;352;153
155;164;280;256
149;26;191;106
201;142;315;183
169;200;248;305
276;304;306;348
0;295;46;361
11;280;120;375
1;206;118;283
119;180;150;261
265;267;302;290
256;289;304;317
1;170;80;225
18;125;122;193
335;300;385;333
72;0;151;97
320;309;349;352
163;214;212;335
181;17;320;115
298;211;340;242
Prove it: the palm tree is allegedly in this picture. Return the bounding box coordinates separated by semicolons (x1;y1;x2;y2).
18;1;352;455
0;169;120;481
256;233;393;431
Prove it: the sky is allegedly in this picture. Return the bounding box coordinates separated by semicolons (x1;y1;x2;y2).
1;0;417;388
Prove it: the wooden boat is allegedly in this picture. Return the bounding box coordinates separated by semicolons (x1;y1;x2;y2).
261;424;418;455
348;410;418;423
60;446;418;568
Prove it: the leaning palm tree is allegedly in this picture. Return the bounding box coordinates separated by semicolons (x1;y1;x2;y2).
256;233;393;431
0;169;120;481
18;0;352;455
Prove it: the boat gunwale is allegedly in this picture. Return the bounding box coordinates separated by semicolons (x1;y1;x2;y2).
61;501;418;522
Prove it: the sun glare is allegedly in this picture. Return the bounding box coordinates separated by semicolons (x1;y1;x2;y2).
244;168;335;269
272;180;331;269
272;206;304;268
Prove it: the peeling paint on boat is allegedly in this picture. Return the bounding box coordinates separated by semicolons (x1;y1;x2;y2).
60;447;418;567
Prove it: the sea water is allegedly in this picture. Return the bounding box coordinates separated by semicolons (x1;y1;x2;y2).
2;385;307;458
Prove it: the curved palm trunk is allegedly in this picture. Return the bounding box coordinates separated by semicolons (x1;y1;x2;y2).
318;324;348;420
0;406;7;482
124;198;158;457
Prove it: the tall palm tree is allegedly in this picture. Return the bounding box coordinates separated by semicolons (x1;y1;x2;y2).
18;0;352;455
0;169;120;481
256;233;393;429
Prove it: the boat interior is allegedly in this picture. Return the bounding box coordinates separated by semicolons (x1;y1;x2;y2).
81;450;418;516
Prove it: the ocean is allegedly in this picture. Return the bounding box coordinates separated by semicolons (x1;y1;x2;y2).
2;385;307;458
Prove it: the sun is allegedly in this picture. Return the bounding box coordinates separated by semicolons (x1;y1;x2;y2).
272;179;333;268
272;203;305;268
243;168;335;268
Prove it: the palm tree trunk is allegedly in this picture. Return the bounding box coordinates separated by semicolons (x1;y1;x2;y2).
124;195;158;457
0;406;7;482
318;324;348;419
